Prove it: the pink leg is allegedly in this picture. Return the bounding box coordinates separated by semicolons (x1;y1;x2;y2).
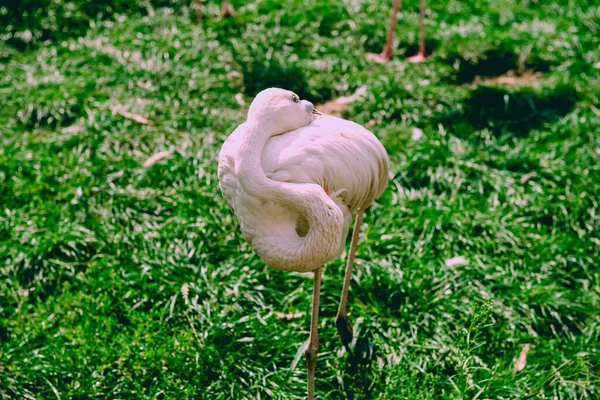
407;0;429;63
218;0;235;19
193;0;202;22
306;267;323;400
367;0;401;63
335;210;364;351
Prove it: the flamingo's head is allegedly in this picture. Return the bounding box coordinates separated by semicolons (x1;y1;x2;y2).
247;88;320;134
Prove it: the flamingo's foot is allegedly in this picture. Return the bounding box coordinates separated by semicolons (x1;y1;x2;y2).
407;52;429;63
335;313;354;351
218;6;235;20
367;52;391;64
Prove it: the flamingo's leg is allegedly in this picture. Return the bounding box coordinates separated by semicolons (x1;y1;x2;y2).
367;0;401;63
335;210;365;351
407;0;429;63
306;266;323;400
218;0;235;19
193;0;202;22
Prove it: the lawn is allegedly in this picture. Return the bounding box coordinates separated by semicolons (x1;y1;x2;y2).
1;0;599;398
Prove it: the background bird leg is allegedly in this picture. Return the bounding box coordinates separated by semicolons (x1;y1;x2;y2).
367;0;401;63
335;210;365;351
306;267;323;400
407;0;429;63
218;0;235;20
193;0;202;22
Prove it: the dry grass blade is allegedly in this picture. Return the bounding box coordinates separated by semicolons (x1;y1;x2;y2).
315;85;368;117
520;172;538;184
274;311;304;320
514;344;530;372
110;106;151;125
143;150;173;167
411;127;424;141
479;70;541;87
446;256;468;267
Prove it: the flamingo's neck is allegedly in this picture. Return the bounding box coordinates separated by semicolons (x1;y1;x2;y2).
233;118;345;272
235;119;307;209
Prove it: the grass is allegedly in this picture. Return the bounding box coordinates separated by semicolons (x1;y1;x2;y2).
1;0;599;398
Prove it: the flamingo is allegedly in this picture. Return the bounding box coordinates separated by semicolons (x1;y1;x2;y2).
217;88;389;399
368;0;429;63
193;0;235;22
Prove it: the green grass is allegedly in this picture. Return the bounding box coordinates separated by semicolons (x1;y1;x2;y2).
1;0;599;398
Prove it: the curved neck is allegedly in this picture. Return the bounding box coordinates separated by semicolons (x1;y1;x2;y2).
233;118;346;271
235;120;307;209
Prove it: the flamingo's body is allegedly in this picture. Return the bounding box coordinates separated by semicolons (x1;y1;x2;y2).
219;114;388;271
217;88;389;399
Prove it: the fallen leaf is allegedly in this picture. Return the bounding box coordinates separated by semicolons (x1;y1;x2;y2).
227;71;242;79
335;85;368;105
315;86;368;117
143;150;173;167
61;125;84;134
275;311;304;320
111;106;151;125
479;70;541;87
235;93;245;106
136;80;154;90
520;171;538;184
314;101;345;117
411;127;424;141
514;344;530;372
445;256;468;267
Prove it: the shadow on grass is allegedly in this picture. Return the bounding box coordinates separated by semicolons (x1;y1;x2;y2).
340;330;378;400
1;0;183;49
239;57;334;104
446;46;553;85
433;84;578;137
451;47;520;84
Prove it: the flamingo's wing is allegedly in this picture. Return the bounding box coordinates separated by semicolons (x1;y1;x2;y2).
262;115;389;213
